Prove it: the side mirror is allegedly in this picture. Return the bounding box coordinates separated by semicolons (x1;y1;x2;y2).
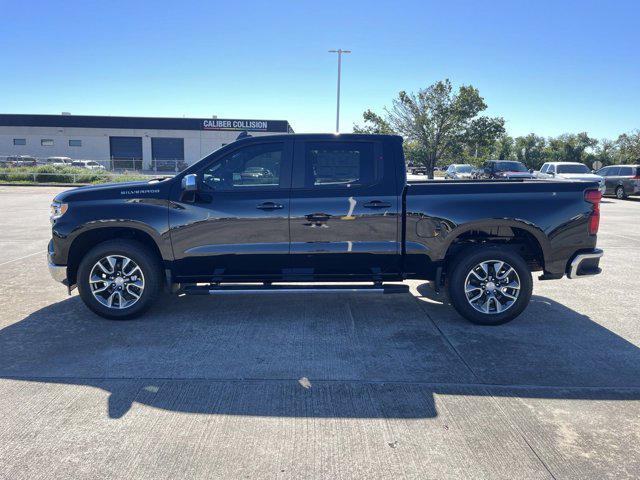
181;174;198;191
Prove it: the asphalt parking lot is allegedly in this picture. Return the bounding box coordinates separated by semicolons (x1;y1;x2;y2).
0;186;639;479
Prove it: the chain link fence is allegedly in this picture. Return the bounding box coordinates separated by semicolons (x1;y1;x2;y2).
0;155;188;174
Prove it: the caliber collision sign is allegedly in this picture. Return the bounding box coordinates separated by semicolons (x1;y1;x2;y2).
202;119;269;131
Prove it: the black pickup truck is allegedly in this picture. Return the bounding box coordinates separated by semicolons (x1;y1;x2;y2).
48;134;603;325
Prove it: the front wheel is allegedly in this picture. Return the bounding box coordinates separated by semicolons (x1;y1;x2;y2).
77;239;162;320
616;186;627;200
448;246;533;325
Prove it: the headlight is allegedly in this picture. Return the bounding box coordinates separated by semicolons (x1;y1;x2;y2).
50;201;68;222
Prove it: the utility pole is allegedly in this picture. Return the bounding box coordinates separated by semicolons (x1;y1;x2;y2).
328;49;351;133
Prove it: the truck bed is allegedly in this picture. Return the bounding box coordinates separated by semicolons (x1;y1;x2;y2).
403;178;600;278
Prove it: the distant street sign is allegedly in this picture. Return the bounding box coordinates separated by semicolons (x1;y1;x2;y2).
592;160;603;170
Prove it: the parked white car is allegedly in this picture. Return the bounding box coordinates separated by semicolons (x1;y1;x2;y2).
535;162;605;193
46;156;73;167
71;160;106;170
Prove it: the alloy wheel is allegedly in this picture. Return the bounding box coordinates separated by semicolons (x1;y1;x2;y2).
89;255;145;309
464;260;521;314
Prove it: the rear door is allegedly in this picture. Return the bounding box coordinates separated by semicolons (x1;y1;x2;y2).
604;166;620;194
618;166;635;194
288;139;400;279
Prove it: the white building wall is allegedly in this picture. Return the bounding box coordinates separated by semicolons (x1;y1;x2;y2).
0;126;279;167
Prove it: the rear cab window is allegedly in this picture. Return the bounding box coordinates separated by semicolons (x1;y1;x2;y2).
298;141;383;189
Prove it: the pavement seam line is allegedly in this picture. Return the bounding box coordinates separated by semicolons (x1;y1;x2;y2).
415;296;558;480
1;375;640;391
0;251;43;266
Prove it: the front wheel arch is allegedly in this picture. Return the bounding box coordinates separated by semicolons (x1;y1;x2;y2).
67;227;165;287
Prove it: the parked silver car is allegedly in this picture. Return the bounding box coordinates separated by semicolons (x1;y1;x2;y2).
71;160;106;171
444;163;474;179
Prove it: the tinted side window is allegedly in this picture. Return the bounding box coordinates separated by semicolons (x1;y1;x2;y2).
202;143;283;191
540;164;548;173
608;167;621;176
619;166;634;176
303;142;379;188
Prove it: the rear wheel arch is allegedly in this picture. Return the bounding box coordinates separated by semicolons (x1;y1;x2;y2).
441;222;547;274
67;227;165;286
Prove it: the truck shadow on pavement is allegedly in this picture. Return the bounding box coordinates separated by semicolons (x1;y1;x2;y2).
1;289;639;419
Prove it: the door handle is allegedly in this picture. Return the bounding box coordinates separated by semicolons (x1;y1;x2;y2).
256;202;284;210
364;200;391;209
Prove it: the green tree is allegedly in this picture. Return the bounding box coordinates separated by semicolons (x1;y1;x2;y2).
515;134;547;169
492;134;515;160
545;133;598;163
589;138;617;167
353;79;501;178
615;130;640;164
463;116;506;160
403;140;429;167
352;109;394;135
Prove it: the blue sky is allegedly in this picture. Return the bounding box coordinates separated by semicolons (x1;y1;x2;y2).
1;0;638;138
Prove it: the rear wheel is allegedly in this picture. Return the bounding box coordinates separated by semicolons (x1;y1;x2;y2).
448;246;533;325
77;239;162;320
616;186;627;199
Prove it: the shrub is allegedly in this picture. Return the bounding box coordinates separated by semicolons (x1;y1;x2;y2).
0;165;151;184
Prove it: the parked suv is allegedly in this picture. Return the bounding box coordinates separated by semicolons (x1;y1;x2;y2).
595;164;640;199
476;160;533;179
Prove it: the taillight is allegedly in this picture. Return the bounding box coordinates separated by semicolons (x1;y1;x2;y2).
585;189;601;235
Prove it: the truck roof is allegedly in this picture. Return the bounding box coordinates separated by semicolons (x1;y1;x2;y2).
234;133;403;143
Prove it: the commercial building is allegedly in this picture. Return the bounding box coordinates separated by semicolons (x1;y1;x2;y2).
0;113;294;170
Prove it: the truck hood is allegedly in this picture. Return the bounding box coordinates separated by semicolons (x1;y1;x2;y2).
54;179;173;203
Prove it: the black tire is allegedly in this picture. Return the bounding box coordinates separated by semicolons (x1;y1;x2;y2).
615;186;627;200
77;239;163;320
448;246;533;326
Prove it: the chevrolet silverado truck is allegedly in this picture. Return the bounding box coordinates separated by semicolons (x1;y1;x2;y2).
48;134;603;325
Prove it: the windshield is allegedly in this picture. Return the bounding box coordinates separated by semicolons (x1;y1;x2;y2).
556;164;590;174
495;161;527;172
455;165;473;173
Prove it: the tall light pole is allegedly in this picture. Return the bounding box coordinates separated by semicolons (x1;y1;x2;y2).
328;49;351;133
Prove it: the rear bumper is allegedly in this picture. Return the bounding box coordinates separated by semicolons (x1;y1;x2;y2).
567;248;603;279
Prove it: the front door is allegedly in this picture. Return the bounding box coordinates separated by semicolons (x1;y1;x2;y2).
288;139;400;280
169;140;292;281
